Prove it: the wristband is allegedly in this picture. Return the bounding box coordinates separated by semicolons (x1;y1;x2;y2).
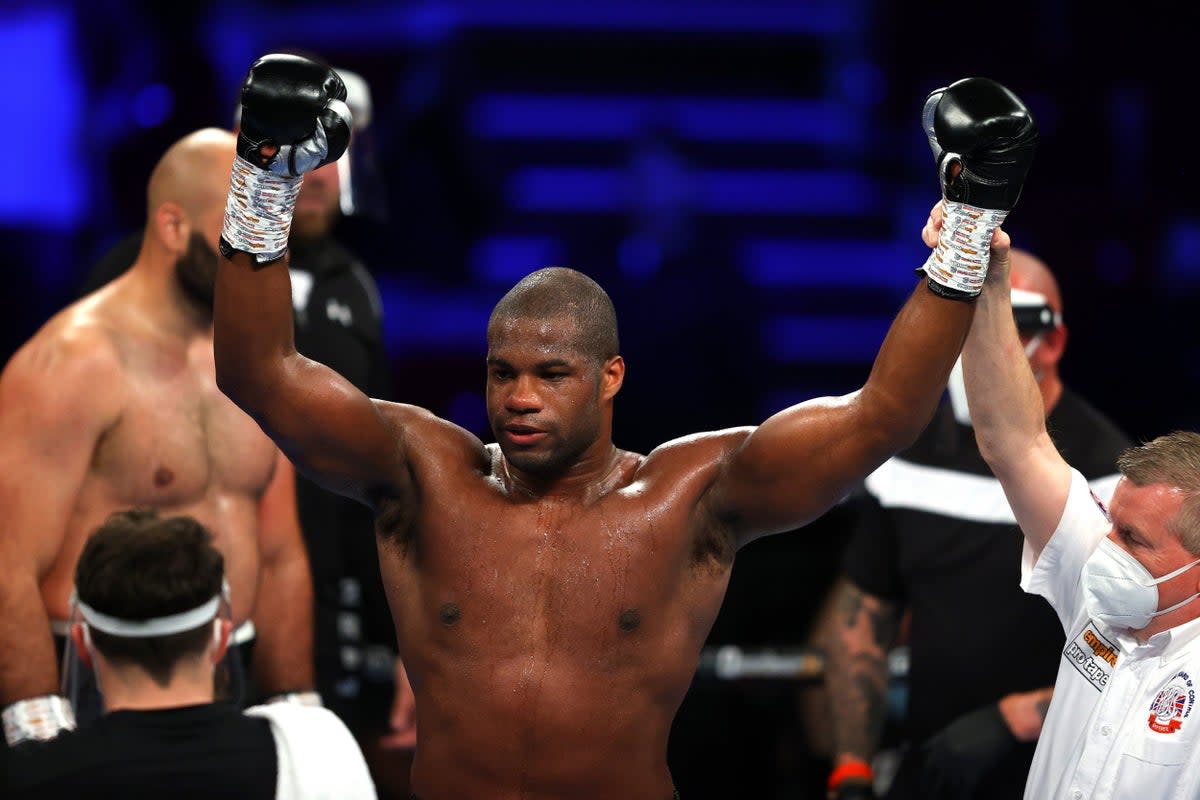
921;198;1008;297
220;155;303;264
267;690;323;708
3;695;77;745
828;759;874;792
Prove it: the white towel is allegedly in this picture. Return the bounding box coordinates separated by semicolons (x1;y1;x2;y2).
244;703;377;800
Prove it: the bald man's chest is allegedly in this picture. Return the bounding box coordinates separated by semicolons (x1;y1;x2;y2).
89;358;276;506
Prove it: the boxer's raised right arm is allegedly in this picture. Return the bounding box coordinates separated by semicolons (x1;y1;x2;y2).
215;253;408;504
0;330;122;736
214;54;410;505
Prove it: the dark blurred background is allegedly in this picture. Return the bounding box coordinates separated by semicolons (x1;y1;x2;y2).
2;1;1197;796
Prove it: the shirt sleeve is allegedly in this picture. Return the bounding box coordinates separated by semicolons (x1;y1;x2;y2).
245;704;378;800
1020;467;1111;631
1087;472;1122;504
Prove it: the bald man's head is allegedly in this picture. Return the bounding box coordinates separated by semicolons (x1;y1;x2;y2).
143;128;235;310
1010;247;1068;412
1009;247;1062;314
146;128;236;228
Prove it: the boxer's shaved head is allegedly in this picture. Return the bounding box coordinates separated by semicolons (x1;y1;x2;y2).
146;128;235;225
488;267;620;365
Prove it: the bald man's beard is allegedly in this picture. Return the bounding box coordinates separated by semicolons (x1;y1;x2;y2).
174;233;219;310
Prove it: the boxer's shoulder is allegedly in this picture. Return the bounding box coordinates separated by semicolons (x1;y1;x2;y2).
375;400;491;474
649;426;755;458
3;302;127;406
638;427;755;483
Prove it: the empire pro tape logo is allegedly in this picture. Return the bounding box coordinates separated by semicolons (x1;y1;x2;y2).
1064;622;1119;691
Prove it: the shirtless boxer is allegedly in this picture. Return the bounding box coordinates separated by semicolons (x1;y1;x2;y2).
213;55;1037;799
0;128;315;743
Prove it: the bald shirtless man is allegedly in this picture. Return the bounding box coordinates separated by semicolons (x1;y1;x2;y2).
0;129;315;744
213;56;1037;799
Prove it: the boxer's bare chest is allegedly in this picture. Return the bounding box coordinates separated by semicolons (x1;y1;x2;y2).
41;331;277;619
89;335;276;508
389;461;735;668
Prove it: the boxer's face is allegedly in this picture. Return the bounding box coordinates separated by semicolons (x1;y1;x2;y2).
486;315;606;476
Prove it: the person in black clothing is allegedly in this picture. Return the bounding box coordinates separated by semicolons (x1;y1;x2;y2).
2;508;373;800
821;248;1132;800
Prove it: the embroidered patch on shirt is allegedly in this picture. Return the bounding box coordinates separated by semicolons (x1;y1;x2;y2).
1149;671;1196;734
1064;622;1119;691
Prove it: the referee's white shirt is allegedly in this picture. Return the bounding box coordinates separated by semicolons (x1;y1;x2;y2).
1022;468;1200;800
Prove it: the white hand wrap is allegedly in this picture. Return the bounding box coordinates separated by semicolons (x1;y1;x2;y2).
221;155;303;264
3;695;76;745
922;199;1008;297
267;690;323;708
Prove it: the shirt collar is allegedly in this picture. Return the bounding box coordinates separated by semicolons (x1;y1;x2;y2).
1113;613;1200;664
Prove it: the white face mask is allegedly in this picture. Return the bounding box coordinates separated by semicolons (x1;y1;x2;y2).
947;333;1044;426
1082;537;1200;630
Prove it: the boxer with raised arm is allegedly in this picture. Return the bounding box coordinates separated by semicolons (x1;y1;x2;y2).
214;55;1036;799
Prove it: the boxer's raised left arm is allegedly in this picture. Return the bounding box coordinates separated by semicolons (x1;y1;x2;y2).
251;452;316;697
706;78;1037;545
708;281;973;544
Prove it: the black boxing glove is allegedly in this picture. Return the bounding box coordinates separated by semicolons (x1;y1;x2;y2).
220;54;353;264
919;77;1037;300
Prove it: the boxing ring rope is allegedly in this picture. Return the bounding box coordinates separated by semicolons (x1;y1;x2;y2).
695;645;910;683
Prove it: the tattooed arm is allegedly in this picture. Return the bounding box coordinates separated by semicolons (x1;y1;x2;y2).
998;686;1054;742
822;577;901;771
916;684;1055;794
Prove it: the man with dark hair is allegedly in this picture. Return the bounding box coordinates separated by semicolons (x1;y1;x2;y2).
213;54;1036;799
72;509;227;688
2;509;374;799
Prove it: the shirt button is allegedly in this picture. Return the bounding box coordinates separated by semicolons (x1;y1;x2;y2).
1101;725;1112;736
1073;791;1083;800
